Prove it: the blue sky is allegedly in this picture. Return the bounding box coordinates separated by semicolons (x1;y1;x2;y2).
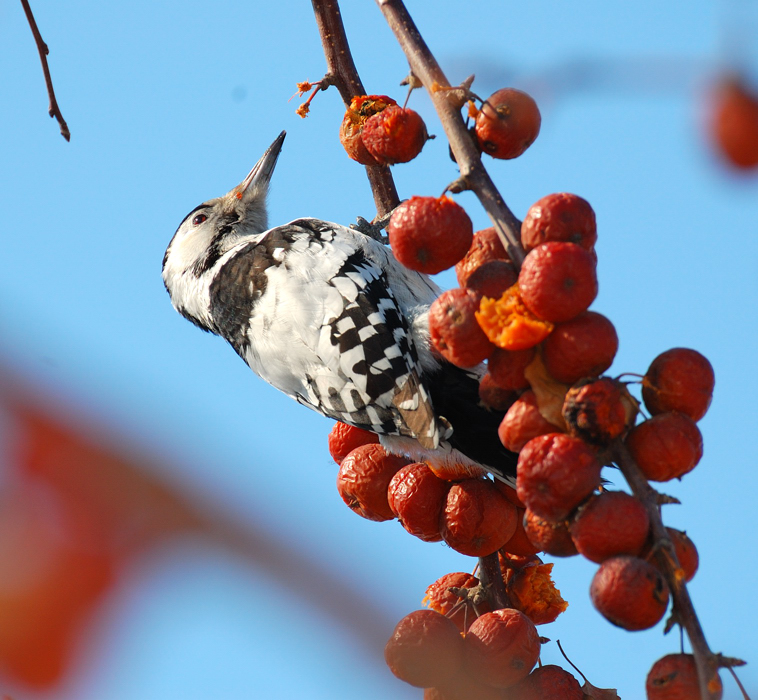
1;0;757;698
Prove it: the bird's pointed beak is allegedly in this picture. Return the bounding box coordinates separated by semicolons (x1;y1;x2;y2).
238;131;286;197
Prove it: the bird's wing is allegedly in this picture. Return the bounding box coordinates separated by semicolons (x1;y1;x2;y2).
208;219;442;448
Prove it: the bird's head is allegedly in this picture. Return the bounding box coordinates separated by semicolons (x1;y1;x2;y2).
162;131;285;322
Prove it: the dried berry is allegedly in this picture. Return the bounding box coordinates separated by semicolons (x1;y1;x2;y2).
423;572;488;633
464;608;541;688
455;227;510;287
590;556;670;631
389;196;474;274
521;193;597;252
465;260;519;299
388;462;450;542
384;609;465;688
501;508;541;557
523;508;579;557
498;390;563;453
478;373;517;411
475;88;541;160
646;653;723;700
518;242;598;323
569;491;650;563
507;562;568;625
488;346;535;392
336;444;409;521
429;288;494;368
339;94;397;165
514;664;584;700
361;104;428;165
709;76;758;170
327;421;379;464
516;433;601;521
562;377;634;445
542;311;618;385
642;348;715;421
625;412;703;482
476;285;554;351
441;479;518;557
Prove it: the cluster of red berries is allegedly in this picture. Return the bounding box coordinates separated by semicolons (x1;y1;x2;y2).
330;83;721;697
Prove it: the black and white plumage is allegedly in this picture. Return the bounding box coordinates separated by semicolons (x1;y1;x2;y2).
162;131;517;483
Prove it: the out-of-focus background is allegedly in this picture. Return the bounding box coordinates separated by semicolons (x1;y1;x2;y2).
1;1;757;698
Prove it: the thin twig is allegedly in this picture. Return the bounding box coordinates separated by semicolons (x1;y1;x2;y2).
374;0;525;265
613;440;722;700
20;0;70;141
310;0;399;217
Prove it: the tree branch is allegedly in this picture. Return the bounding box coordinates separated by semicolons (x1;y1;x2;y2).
310;0;399;217
20;0;70;142
374;0;524;265
613;440;724;700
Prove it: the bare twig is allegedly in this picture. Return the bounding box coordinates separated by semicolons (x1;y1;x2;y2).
477;552;511;611
613;440;723;700
20;0;70;141
374;0;525;265
310;0;399;217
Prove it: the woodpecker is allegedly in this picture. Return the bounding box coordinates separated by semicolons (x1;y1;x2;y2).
162;131;517;484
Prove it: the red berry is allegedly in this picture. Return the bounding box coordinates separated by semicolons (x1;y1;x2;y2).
516;433;601;521
569;491;650;563
339;94;397;165
709;76;758;170
327;422;379;464
646;653;723;700
521;193;597;252
542;311;618;385
518;242;598;323
465;260;519;299
440;479;518;557
429;288;495;368
361;104;429;165
384;609;465;688
389;196;473;274
523;509;578;557
625;412;703;482
475;88;541;160
514;664;584;700
388;463;450;542
501;508;541;557
507;561;568;625
423;572;488;633
478;373;517;411
665;528;699;583
590;556;670;631
488;347;535;392
336;444;409;521
498;390;562;453
464;608;541;688
642;348;715;421
455;227;510;287
562;377;634;445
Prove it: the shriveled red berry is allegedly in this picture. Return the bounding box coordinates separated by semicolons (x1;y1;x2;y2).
327;422;379;464
361;104;428;165
518;242;598;323
513;664;584;700
569;491;650;563
339;94;397;165
475;88;541;160
647;653;723;700
665;528;699;583
542;311;618;384
625;412;703;482
494;481;525;508
502;508;541;557
498;390;563;453
590;556;670;631
562;377;634;445
642;348;715;421
488;347;535;392
523;509;578;557
464;608;541;688
388;463;450;542
429;288;494;368
423;671;507;700
384;609;465;688
478;373;517;411
521;193;597;252
465;260;519;299
389;196;474;274
709;76;758;170
336;444;409;521
455;227;509;287
423;572;488;633
516;433;601;521
441;479;518;557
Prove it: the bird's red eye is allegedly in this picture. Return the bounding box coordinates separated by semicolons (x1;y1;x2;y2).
192;214;207;226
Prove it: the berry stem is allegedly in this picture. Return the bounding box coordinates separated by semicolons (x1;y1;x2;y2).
310;0;400;217
613;439;722;700
477;552;511;610
374;0;526;266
